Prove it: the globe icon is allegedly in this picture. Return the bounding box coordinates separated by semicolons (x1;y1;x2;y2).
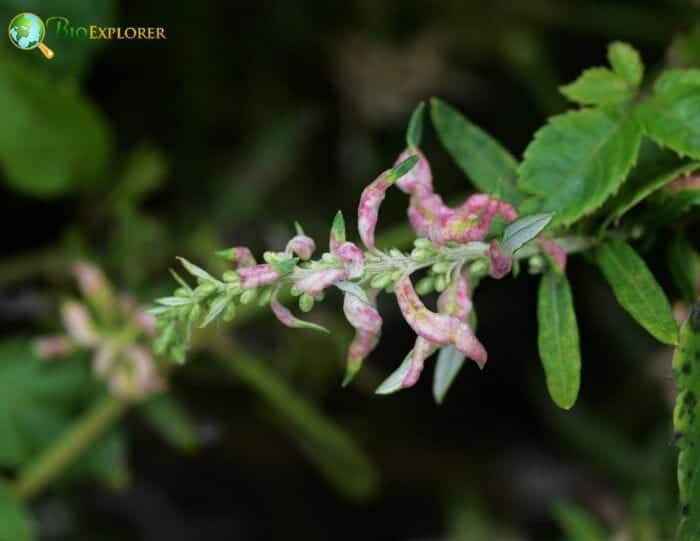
8;12;53;58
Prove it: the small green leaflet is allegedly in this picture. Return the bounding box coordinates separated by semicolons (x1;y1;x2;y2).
637;69;700;159
608;41;644;87
331;210;346;244
406;101;425;148
0;481;35;541
432;345;466;404
554;502;608;541
668;235;700;304
519;106;642;226
537;271;581;410
430;98;523;205
596;239;679;345
501;213;553;254
560;67;635;106
375;353;412;395
388;154;419;182
673;302;700;541
177;257;221;285
200;294;233;327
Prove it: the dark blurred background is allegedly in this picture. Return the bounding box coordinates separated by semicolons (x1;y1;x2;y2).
1;1;699;539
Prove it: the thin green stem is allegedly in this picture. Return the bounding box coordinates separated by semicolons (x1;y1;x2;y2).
11;395;128;501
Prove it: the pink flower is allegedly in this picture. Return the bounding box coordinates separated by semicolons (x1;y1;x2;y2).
395;276;486;367
270;287;329;333
34;335;74;358
61;301;99;346
237;264;280;289
488;240;512;279
334;242;365;279
219;246;257;268
295;268;348;297
72;261;112;304
539;238;567;272
358;171;393;250
402;337;437;388
285;235;316;261
394;148;432;195
343;293;382;385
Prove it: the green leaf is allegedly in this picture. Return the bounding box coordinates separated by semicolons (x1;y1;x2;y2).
537;271;581;410
141;394;199;453
387;154;418;182
406;101;425;148
604;138;699;223
111;146;167;212
0;51;112;197
519;107;642;226
269;257;298;276
200;294;233;327
554;502;608;541
608;41;644;87
668;235;700;304
430;98;523;205
501;213;553;254
70;429;128;490
673;301;700;541
375;353;413;395
596;239;679;345
560;67;635;106
432;345;466;404
177;257;220;284
637;69;700;159
0;481;35;541
0;340;89;466
331;210;346;244
155;296;191;307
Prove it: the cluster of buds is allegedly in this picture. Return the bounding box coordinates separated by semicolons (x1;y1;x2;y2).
35;262;165;400
152;141;569;395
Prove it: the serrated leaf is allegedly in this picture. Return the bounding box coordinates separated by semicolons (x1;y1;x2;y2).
673;302;700;541
388;154;419;182
668;235;700;304
560;67;635;106
141;394;199;453
596;239;679;345
519;107;642;226
406;101;425;148
637;69;700;159
432;345;466;404
501;213;553;254
177;257;220;284
0;51;112;197
554;502;608;541
375;353;413;395
608;41;644;87
537;271;581;410
0;481;35;541
430;98;523;205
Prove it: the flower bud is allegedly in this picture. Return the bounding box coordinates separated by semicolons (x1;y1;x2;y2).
217;246;256;267
488;240;512;279
175;288;190;298
539;239;567;273
469;259;489;279
240;289;258;304
415;276;435;295
223;303;237;322
237;264;281;289
414;238;433;250
257;287;272;306
410;248;430;261
223;270;239;283
61;301;99;346
194;283;217;297
285;235;316;260
299;293;314;313
528;255;545;274
370;271;394;290
434;274;447;292
431;261;451;274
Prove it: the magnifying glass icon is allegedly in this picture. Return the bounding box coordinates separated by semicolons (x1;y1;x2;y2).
8;12;55;59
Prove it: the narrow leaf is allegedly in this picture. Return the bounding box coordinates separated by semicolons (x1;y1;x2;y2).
673;302;700;541
200;295;233;327
269;257;299;276
554;502;608;541
519;107;642;226
432;345;466;404
387;154;419;182
375;353;413;395
537;271;581;410
501;213;553;254
430;98;522;204
560;67;635;106
155;296;191;307
331;210;346;244
608;41;644;87
177;257;220;284
596;239;679;345
406;101;425;148
668;235;700;304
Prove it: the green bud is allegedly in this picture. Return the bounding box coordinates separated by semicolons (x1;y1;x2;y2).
153;337;167;356
415;276;435;295
528;255;545;274
370;271;394;289
223;270;239;283
223;303;236;322
470;259;489;279
434;274;447;292
299;293;314;313
414;238;433;250
410;248;430;262
194;283;217;297
240;289;258;304
290;285;302;297
389;249;404;258
432;261;451;274
175;288;190;298
390;268;404;282
225;282;242;295
257;287;272;306
315;292;325;302
263;251;278;264
189;304;202;323
321;253;337;263
176;304;191;320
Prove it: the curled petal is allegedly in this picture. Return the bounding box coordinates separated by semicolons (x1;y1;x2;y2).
343;293;382;334
453;324;487;368
93;342;117;376
358;171;393;250
335;241;365;279
539;238;567;272
394;148;432;195
237;264;280;289
488;240;512;279
218;246;257;268
270;287;329;333
34;335;73;358
408;189;450;237
402;337;438;388
285;235;316;260
295;268;347;297
344;329;380;386
437;273;472;320
61;301;99;346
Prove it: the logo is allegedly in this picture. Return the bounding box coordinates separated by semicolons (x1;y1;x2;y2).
8;12;54;59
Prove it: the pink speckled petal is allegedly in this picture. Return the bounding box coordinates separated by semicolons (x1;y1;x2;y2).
488;240;512;279
295;268;348;297
237;264;280;289
394;148;433;195
358;171;393;250
285;235;316;261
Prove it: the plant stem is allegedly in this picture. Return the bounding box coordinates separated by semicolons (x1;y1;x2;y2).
11;395;128;501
